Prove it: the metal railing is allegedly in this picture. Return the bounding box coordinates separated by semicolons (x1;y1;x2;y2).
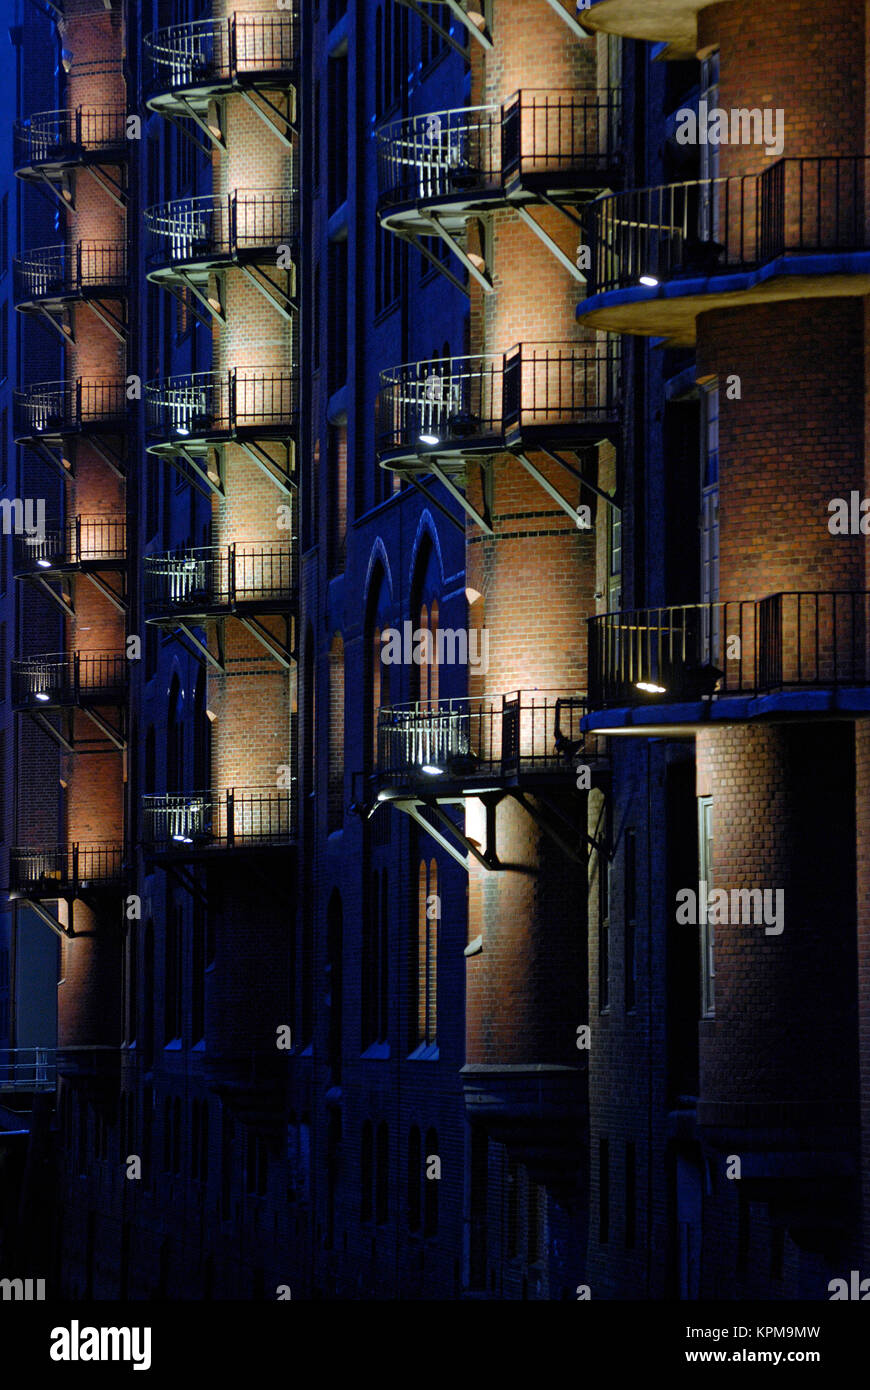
145;191;298;267
14;515;126;573
10;843;125;894
377;90;621;208
14;242;127;302
144;543;297;609
377;690;602;784
13;107;128;170
588;592;870;707
0;1050;57;1092
144;12;298;95
146;368;297;438
589;157;870;294
376;340;621;455
12;652;128;707
13;379;127;438
141;788;296;850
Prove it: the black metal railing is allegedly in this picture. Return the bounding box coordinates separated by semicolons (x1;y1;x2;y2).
0;1049;56;1092
146;368;297;439
141;788;296;851
377;690;604;785
588;592;870;707
13;379;127;438
13;107;128;171
14;515;126;574
12;652;128;707
144;543;297;610
145;191;298;268
14;242;127;302
377;89;621;208
10;842;125;894
376;339;621;455
144;12;297;96
588;157;870;294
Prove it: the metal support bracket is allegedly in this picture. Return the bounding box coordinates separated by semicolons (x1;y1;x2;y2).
83;297;128;342
82;569;127;614
175;621;226;674
543;0;593;39
239;86;297;147
538;445;622;514
429;213;494;293
236;437;295;494
399;229;471;298
514;204;587;282
237;614;295;668
510;789;587;864
426;456;494;534
88;435;126;479
397;796;499;873
83;163;127;210
401;471;465;534
81;706;126;751
239;263;297;321
31;575;75;617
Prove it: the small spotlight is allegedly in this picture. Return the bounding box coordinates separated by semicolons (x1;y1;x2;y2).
639;275;659;288
421;764;444;776
636;680;666;695
37;558;52;568
172;832;194;844
176;425;190;436
419;433;440;447
35;691;50;702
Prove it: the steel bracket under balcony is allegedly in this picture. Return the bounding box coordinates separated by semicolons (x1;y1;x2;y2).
395;796;499;874
172;269;226;326
543;0;593;39
510;788;598;865
236;438;295;495
31;168;76;213
167;444;225;498
82;569;127;614
162;101;225;155
30;575;75;619
428;214;494;294
398;0;492;52
25;438;70;481
510;448;619;525
24;706;125;755
239;86;297;148
14;897;73;940
514;204;587;283
159;278;216;332
237;614;295;668
86;435;126;480
418;456;494;535
82;163;127;211
397;229;473;299
81;707;126;752
163;860;209;907
82;297;128;343
238;264;297;322
27;709;76;754
173;622;226;674
27;302;75;347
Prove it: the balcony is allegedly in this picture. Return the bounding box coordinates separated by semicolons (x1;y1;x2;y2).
580;158;870;343
13;107;128;180
377;89;621;237
376;339;621;471
145;191;297;279
9;842;125;899
14;242;126;309
0;1049;56;1095
575;0;710;58
376;690;605;795
144;12;298;142
12;653;127;711
586;592;870;729
141;788;296;857
146;368;297;449
14;515;126;578
13;379;127;444
144;543;297;623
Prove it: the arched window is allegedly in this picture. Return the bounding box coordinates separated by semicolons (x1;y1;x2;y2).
193;668;209;790
424;1127;439;1235
126;921;137;1045
167;675;183;794
326;891;343;1082
143;920;154;1067
361;1119;373;1221
407;1125;422;1231
363;869;389;1048
416;857;438;1046
144;725;156;793
375;8;383;118
411;538;441;708
327;634;345;831
365;563;390;769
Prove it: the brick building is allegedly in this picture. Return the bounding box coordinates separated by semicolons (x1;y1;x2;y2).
0;0;866;1303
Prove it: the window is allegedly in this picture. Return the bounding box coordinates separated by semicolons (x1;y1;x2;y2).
599;841;611;1012
624;829;637;1011
327;54;348;211
326;892;343;1083
0;194;8;275
327;426;347;573
699;796;715;1016
375;1121;389;1224
415;857;438;1047
327;634;345;831
164;903;183;1044
361;1120;374;1221
0;302;7;380
375;224;402;315
700;382;720;660
327;240;348;392
423;1127;439;1235
126;921;137;1044
407;1126;421;1231
363;869;389;1047
599;1137;610;1244
625;1141;636;1248
607;500;622;612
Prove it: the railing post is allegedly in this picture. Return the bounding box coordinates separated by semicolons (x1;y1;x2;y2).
227;789;235;847
229;542;236;605
229;191;237;258
229;366;237;433
228;13;237;78
73;651;80;703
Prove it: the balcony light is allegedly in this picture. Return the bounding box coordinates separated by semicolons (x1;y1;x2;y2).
639;275;659;287
172;832;194;844
35;691;50;702
419;433;440;447
37;558;52;568
175;425;190;436
636;680;666;694
421;764;444;776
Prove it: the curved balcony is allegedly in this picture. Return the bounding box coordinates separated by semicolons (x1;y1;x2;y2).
144;12;298;116
576;0;708;57
14;242;126;312
14;515;126;578
580;158;870;343
376;690;606;796
144;542;297;623
13;379;127;443
586;592;870;729
145;191;297;283
12;653;127;711
9;842;125;899
13;107;128;180
145;368;297;454
377;89;621;234
141;787;296;856
376;339;621;470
